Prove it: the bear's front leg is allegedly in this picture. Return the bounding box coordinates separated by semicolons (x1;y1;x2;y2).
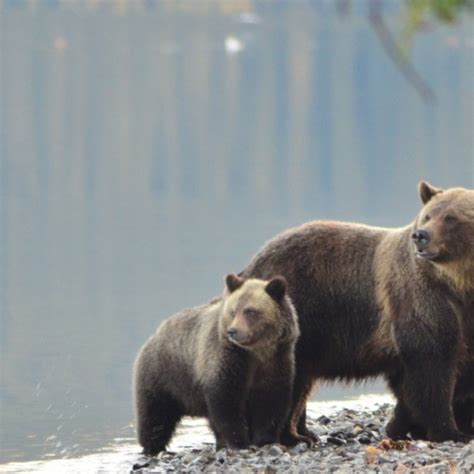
454;398;474;435
393;308;473;443
249;353;307;447
205;369;251;449
454;366;474;434
385;399;427;440
401;365;471;443
248;381;292;446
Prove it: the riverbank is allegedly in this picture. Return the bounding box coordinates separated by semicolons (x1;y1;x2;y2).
134;402;474;473
2;395;473;473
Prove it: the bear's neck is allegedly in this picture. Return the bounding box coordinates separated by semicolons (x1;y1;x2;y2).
434;259;474;295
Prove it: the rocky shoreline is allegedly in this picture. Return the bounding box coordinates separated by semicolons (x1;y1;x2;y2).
133;404;474;473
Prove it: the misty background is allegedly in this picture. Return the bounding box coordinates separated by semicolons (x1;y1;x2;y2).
1;0;473;463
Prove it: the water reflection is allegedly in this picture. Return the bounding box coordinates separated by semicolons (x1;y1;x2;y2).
1;0;473;463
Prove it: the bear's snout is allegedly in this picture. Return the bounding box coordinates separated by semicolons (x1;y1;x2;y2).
412;229;431;250
226;325;251;345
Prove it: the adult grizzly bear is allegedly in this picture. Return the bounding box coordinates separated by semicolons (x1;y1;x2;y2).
240;182;474;444
133;274;299;455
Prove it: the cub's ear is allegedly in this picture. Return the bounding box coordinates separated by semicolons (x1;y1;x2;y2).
265;276;287;302
225;273;244;293
419;181;442;204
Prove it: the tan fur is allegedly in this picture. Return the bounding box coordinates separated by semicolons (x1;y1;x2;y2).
419;187;474;292
436;260;474;293
134;275;300;453
370;228;409;356
221;279;286;356
239;182;474;444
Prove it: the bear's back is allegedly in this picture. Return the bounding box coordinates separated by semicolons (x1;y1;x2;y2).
137;302;222;416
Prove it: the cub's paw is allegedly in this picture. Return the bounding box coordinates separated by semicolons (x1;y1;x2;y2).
252;433;279;447
428;430;473;443
280;431;316;447
385;418;410;441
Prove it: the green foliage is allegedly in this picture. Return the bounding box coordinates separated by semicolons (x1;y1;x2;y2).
407;0;474;26
401;0;474;55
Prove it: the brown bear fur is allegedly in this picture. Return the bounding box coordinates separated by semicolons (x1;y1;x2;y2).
133;274;299;455
239;182;474;443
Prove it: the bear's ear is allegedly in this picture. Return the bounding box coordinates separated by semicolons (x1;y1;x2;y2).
265;276;287;302
225;273;245;293
419;181;442;204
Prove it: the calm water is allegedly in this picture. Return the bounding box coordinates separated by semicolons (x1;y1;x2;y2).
1;0;473;464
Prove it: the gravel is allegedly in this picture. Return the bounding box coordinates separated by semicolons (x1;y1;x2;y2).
132;404;474;473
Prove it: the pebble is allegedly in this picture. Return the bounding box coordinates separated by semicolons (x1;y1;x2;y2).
267;444;285;457
135;404;474;473
327;436;347;446
289;442;308;455
317;415;331;425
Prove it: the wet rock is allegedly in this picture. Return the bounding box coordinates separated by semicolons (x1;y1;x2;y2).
289;442;308;455
136;405;474;473
357;434;371;444
458;451;474;471
327;436;347;446
316;415;331;425
132;461;150;470
267;444;285;457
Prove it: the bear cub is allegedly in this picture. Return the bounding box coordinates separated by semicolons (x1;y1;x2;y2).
133;274;300;455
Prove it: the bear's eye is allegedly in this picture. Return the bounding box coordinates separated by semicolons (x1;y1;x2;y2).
423;214;431;223
444;214;457;224
244;308;258;318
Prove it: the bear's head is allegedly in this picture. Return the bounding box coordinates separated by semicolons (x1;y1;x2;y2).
412;181;474;289
220;274;299;351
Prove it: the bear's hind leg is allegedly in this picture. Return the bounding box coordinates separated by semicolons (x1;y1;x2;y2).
454;398;474;435
136;390;183;456
209;421;226;451
280;371;316;447
296;409;319;443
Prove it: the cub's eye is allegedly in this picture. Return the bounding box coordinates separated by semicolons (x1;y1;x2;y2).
423;214;431;223
444;215;457;224
244;308;258;318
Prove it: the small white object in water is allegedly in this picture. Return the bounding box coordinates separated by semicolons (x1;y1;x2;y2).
225;36;244;54
238;13;261;24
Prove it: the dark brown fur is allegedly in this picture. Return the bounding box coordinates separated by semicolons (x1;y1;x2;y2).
133;275;299;455
239;182;474;444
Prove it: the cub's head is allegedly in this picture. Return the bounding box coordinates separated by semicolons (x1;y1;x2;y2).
220;274;299;351
412;182;474;288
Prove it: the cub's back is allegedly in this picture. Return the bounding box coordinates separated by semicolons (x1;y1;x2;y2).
134;302;221;415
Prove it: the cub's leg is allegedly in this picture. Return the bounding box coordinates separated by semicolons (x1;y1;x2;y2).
454;367;474;434
205;358;251;449
136;389;183;455
385;399;427;440
386;372;426;440
248;361;294;446
209;421;226;451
